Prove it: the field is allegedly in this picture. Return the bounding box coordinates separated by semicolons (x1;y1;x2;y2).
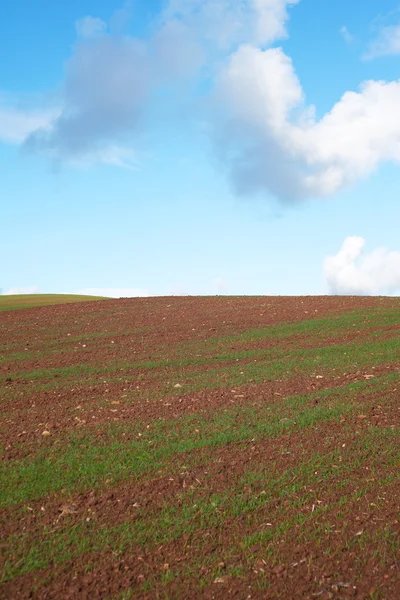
0;295;399;599
0;295;106;312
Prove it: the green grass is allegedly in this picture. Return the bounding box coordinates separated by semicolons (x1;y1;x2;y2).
2;426;398;584
3;326;399;391
1;371;398;508
173;306;400;355
0;294;108;312
1;298;399;597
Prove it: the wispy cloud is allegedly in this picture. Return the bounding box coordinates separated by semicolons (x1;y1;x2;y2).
324;237;400;295
213;277;228;294
0;103;59;145
2;286;39;295
163;0;299;49
339;25;354;45
364;24;400;59
75;16;107;39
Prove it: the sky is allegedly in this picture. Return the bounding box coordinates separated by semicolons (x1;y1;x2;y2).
2;0;400;297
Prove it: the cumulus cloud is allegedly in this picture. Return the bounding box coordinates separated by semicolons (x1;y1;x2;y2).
21;2;210;167
324;237;400;295
6;0;400;202
215;44;400;200
252;0;299;45
23;31;152;166
365;24;400;59
74;288;151;298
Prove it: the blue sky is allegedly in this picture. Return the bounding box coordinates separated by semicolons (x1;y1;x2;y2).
2;0;400;297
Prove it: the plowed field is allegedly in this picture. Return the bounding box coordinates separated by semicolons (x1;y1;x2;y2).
1;296;399;599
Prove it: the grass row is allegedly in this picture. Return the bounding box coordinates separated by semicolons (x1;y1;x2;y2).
1;371;398;508
2;426;398;584
2;329;399;397
2;305;400;375
175;306;400;355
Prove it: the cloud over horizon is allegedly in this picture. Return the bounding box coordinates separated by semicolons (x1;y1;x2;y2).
324;237;400;296
74;287;152;298
2;286;39;296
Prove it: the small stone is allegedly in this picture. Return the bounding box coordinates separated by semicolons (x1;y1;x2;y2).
59;504;76;517
273;565;285;576
174;383;182;388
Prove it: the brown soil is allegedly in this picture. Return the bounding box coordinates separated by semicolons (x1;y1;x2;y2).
1;296;399;599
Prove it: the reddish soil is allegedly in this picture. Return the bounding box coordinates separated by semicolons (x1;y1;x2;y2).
1;296;399;599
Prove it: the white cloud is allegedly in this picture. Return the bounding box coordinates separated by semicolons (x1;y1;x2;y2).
215;44;400;200
339;26;354;45
152;20;205;79
60;145;140;170
75;16;107;39
5;0;400;202
3;286;39;295
22;6;206;167
0;100;139;169
252;0;300;45
23;33;152;165
324;237;400;295
74;288;151;298
163;0;299;49
365;24;400;59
